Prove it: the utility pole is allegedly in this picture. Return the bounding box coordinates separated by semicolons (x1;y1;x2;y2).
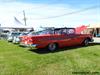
23;10;27;26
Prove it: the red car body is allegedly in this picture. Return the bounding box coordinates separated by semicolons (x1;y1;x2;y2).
19;28;93;51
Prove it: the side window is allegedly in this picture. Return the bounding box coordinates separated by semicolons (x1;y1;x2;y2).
62;29;67;34
55;30;62;35
67;29;75;34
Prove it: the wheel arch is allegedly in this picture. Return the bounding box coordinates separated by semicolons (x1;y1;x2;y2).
85;37;92;42
82;37;91;46
46;42;59;51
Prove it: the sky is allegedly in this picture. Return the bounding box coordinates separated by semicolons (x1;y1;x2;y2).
0;0;100;30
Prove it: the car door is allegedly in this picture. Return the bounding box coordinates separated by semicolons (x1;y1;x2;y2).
61;28;81;46
58;28;76;47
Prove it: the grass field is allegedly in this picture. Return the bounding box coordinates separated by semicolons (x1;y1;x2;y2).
0;40;100;75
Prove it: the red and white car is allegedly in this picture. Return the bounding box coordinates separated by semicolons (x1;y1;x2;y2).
19;28;93;51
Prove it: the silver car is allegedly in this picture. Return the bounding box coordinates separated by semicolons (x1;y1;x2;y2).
7;32;21;42
12;32;28;43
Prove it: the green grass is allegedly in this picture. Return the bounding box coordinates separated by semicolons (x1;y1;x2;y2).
0;40;100;75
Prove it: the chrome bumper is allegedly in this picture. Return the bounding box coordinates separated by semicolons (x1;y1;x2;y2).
20;43;37;48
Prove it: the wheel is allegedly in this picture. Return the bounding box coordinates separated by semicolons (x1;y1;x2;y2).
83;39;89;46
47;43;58;51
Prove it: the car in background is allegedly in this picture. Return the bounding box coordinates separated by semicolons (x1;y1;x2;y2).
12;32;29;43
7;32;21;42
19;28;93;51
96;34;100;37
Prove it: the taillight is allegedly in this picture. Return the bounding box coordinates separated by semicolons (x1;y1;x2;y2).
28;38;33;44
29;39;32;42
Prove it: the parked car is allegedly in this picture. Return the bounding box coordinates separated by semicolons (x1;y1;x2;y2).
96;34;100;37
7;32;21;42
19;28;93;51
12;32;29;43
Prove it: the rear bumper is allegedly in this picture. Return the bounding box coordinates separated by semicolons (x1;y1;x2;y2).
20;43;37;48
28;44;38;48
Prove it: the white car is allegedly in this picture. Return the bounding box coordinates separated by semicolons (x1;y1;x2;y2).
7;32;21;42
12;32;28;43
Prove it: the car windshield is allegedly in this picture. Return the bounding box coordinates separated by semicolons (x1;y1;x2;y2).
20;32;29;36
11;33;21;36
7;32;21;36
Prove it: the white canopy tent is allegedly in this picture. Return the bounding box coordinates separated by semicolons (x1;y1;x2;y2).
88;23;100;28
0;17;34;32
83;23;100;37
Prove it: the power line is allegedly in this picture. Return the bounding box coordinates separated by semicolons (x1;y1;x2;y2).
15;0;61;21
33;5;100;20
29;0;60;9
16;0;61;14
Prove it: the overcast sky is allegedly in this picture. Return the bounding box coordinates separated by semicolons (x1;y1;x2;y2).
0;0;100;30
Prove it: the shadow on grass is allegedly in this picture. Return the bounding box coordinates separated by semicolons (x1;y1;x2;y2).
29;43;100;54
